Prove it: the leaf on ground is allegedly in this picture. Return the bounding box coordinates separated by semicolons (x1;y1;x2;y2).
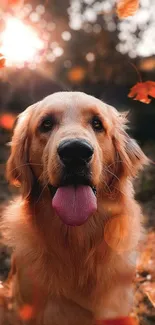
142;282;155;308
96;316;139;324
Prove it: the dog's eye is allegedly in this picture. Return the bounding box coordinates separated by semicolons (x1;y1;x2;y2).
91;117;104;132
40;118;54;133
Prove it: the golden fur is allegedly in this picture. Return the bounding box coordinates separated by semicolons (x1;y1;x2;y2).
1;92;148;324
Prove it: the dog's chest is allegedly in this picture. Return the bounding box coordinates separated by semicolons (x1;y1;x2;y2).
16;248;103;306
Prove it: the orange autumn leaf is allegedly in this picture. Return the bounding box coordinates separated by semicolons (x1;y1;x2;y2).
146;81;155;98
96;316;139;325
68;66;86;83
0;58;5;68
128;81;155;104
0;54;5;68
8;0;19;3
0;0;24;10
19;304;34;320
0;114;16;130
116;0;139;18
142;282;155;307
8;0;23;5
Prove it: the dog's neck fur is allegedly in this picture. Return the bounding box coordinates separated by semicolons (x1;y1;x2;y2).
2;180;141;311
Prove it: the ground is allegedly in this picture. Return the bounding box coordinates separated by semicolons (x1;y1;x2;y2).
0;127;155;324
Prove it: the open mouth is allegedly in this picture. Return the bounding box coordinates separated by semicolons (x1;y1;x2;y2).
48;169;97;199
48;184;97;198
48;181;97;227
48;185;58;198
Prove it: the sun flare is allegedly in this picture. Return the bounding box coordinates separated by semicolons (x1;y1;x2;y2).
1;17;44;65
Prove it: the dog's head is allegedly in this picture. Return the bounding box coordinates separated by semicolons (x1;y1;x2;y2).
7;92;148;226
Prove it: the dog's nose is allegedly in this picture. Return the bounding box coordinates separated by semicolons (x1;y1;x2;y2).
58;139;94;165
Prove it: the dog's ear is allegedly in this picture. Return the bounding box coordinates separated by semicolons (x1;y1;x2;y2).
7;105;35;198
113;113;149;178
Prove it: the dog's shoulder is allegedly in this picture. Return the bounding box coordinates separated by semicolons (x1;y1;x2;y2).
1;197;34;250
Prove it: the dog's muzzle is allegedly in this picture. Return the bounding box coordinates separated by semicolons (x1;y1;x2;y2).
48;138;97;227
57;138;94;186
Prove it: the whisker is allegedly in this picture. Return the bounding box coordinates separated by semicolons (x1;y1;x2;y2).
101;178;112;193
107;160;124;169
38;171;45;183
103;167;120;182
36;182;49;204
10;163;43;173
113;186;126;197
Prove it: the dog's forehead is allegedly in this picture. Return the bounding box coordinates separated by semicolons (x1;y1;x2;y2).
34;92;117;121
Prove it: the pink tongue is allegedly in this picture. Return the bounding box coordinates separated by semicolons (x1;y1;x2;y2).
52;186;97;226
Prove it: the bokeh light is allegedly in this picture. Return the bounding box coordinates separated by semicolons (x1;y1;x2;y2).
68;0;155;58
0;0;154;72
0;113;16;130
68;66;86;82
1;17;44;65
0;2;70;69
86;52;95;62
61;31;72;41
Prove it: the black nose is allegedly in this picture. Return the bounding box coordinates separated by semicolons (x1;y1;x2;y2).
58;139;94;165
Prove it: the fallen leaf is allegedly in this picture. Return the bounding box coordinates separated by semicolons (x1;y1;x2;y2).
116;0;139;18
128;81;155;104
142;282;155;307
96;316;139;325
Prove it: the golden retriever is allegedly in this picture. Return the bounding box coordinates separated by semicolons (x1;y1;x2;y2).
1;92;148;324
